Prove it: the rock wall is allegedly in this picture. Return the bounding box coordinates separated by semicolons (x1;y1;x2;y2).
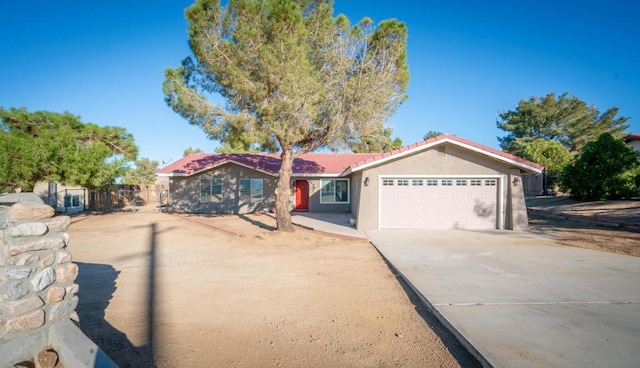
0;193;79;363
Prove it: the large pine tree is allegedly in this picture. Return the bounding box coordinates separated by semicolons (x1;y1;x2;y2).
163;0;409;231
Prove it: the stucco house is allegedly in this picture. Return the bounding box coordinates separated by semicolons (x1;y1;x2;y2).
157;134;543;231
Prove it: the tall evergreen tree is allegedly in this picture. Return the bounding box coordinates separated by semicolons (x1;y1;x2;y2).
497;92;629;153
163;0;409;231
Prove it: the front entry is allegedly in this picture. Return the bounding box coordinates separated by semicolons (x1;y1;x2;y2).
295;180;309;211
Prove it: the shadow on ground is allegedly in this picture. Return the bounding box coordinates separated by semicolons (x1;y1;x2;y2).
75;262;156;367
239;213;276;231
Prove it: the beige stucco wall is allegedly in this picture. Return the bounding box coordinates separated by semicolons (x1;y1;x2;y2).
627;140;640;152
33;182;86;213
168;163;276;214
507;168;529;231
355;143;530;231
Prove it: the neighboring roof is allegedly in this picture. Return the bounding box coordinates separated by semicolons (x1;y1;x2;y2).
156;134;544;177
156;153;378;177
623;133;640;143
344;134;544;174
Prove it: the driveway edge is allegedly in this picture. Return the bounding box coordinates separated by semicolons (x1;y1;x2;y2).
369;241;492;368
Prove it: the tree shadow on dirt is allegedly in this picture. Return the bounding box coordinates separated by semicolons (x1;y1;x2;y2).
238;214;277;231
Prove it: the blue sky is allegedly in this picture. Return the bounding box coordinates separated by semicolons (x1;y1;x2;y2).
1;1;638;166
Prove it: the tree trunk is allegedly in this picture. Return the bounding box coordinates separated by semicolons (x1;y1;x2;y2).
275;149;295;232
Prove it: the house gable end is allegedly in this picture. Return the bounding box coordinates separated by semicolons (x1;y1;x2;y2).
345;135;543;175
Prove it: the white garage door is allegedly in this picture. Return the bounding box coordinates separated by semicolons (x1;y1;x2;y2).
380;178;498;229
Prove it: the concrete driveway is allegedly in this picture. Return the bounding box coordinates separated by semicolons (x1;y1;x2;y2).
366;229;640;368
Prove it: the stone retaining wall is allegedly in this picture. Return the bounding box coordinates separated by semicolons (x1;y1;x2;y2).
0;193;79;365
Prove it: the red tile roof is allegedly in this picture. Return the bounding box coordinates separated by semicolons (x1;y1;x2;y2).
624;134;640;142
157;134;544;177
156;153;378;176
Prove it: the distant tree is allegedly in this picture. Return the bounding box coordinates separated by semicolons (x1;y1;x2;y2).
122;157;159;185
0;107;137;191
562;133;639;200
214;142;263;154
183;146;204;156
423;130;442;140
164;0;409;231
349;126;402;153
497;93;629;153
514;138;573;189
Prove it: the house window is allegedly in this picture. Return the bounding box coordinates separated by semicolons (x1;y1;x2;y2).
397;179;409;186
485;179;497;186
412;179;423;186
442;179;453;186
382;179;394;186
321;179;349;203
200;177;223;202
456;179;467;186
64;194;81;208
240;179;263;203
426;179;438;186
470;179;482;186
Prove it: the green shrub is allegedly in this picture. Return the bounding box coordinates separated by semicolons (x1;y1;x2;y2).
562;133;639;200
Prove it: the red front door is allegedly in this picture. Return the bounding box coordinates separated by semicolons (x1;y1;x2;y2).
295;180;309;211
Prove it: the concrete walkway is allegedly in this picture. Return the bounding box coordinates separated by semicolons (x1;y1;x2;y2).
290;212;367;239
366;229;640;368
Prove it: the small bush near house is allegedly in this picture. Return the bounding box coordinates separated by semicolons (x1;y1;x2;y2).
562;133;640;200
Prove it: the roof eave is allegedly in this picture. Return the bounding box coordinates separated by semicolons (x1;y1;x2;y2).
157;159;279;178
349;137;544;174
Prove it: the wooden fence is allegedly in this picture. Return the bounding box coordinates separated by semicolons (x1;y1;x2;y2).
87;184;169;211
522;173;544;195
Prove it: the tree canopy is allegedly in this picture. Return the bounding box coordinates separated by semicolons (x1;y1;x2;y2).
423;130;442;140
348;126;402;153
513;138;573;188
183;146;204;156
0;107;138;191
122;157;159;185
562;133;639;200
497;93;629;153
164;0;409;231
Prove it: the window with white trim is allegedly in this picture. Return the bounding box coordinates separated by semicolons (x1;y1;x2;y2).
200;177;223;202
426;179;438;186
397;179;409;186
456;179;467;186
485;179;497;186
470;179;482;186
412;179;423;186
321;179;349;203
240;179;263;203
442;179;453;186
382;179;394;186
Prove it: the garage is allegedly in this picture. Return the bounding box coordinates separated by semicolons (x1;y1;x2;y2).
380;177;499;229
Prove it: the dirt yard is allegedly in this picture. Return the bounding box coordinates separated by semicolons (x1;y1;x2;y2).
528;213;640;256
527;196;640;257
68;211;478;368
